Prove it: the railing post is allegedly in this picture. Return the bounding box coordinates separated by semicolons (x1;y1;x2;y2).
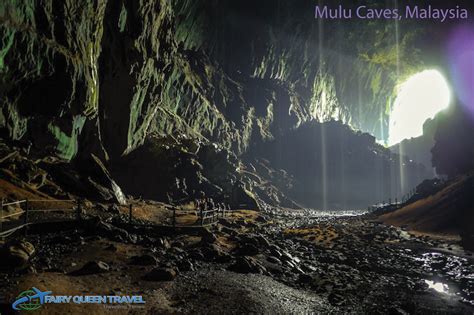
76;199;82;221
24;199;29;224
0;198;3;234
129;204;133;224
172;208;176;227
23;199;29;235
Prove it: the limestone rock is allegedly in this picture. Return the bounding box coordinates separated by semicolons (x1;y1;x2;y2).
0;240;35;271
129;254;158;266
144;268;177;281
70;261;110;276
228;256;266;274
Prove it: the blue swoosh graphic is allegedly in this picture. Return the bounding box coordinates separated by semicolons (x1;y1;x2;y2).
12;287;52;310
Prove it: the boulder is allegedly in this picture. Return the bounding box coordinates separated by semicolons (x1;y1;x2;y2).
230;182;260;210
328;291;346;306
266;256;282;264
228;256;266;274
129;254;157;266
0;240;35;271
105;244;118;252
107;204;121;214
94;220;134;243
200;229;218;244
144;268;177;281
297;274;313;284
176;259;195;272
235;243;260;256
201;244;231;263
70;261;109;276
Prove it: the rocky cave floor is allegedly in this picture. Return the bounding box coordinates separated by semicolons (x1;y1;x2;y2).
1;207;474;314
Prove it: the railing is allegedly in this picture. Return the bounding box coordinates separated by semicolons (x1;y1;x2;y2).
127;204;230;228
0;199;80;239
368;188;417;212
1;198;234;239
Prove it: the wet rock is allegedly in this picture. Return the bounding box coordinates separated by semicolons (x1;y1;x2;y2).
235;243;260;256
388;307;410;315
269;245;283;258
156;237;171;249
266;256;282;264
285;260;296;269
328;291;346;306
0;240;35;271
35;256;52;270
172;241;185;248
292;265;305;275
95;221;129;240
70;261;110;276
301;264;317;273
430;260;446;270
201;229;218;244
105;244;118;251
129;254;157;266
144;268;177;281
95;204;108;212
202;244;231;263
108;204;121;214
189;249;205;261
228;256;266;274
280;251;300;265
297;274;313;284
220;226;237;236
255;234;271;247
172;247;185;255
176;259;195;272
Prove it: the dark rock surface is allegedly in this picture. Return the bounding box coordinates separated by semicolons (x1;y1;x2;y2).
129;254;157;266
228;256;266;274
0;208;473;313
0;240;35;271
70;260;110;276
169;269;332;314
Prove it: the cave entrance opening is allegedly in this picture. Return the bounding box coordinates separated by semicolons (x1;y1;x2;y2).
388;70;451;146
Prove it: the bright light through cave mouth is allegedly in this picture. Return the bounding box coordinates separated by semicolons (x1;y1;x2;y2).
388;70;451;146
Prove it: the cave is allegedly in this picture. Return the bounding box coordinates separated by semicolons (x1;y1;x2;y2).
0;0;473;313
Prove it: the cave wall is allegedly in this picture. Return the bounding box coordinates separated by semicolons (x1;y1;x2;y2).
1;0;459;208
172;0;429;141
0;0;429;161
252;120;430;209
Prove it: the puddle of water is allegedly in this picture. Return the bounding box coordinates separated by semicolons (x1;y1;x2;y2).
425;280;451;294
306;209;368;218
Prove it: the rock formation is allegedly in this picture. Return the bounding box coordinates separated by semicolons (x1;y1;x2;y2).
0;0;463;208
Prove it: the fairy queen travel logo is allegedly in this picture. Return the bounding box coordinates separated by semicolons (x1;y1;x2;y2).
11;287;146;311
